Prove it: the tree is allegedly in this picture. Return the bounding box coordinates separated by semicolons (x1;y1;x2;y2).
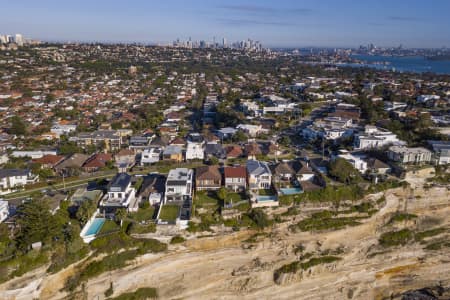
115;208;127;227
10;116;27;136
233;130;248;143
217;187;228;202
76;200;97;226
329;158;362;184
16;199;58;250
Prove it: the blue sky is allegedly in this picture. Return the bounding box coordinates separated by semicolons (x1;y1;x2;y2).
1;0;450;48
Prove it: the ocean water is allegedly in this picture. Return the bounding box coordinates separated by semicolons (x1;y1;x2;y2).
347;54;450;75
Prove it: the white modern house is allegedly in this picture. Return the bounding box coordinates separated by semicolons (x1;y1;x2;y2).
50;124;77;137
11;150;58;159
100;173;138;217
354;126;404;150
0;169;39;191
0;200;9;223
387;146;433;164
336;150;368;173
247;160;272;190
237;124;266;137
164;168;193;203
417;95;440;103
428;141;450;165
185;142;204;160
141;148;162;165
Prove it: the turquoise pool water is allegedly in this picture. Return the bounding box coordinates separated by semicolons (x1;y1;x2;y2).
257;195;277;202
280;188;303;195
85;218;105;236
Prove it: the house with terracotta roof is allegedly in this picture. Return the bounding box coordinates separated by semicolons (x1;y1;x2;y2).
33;154;66;170
224;166;247;192
225;145;243;159
195;165;222;191
82;153;113;173
244;143;262;160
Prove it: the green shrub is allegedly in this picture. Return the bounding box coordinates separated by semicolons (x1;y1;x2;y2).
414;227;446;241
127;223;157;234
387;213;417;225
110;287;158;300
379;229;414;247
105;282;114;297
274;256;341;282
170;235;186;244
289;211;361;232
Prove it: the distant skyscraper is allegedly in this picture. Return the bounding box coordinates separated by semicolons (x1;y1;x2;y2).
222;37;227;48
15;34;23;46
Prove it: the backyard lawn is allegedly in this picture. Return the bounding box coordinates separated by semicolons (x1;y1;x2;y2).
98;220;120;234
195;191;220;206
159;205;180;221
128;206;155;222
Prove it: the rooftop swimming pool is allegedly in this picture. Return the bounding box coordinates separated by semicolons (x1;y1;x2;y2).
84;218;105;236
280;188;303;195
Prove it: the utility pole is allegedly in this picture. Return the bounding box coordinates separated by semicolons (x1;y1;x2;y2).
62;171;66;193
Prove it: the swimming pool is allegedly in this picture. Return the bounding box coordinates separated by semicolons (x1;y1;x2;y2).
280;188;303;195
84;218;105;236
257;195;277;202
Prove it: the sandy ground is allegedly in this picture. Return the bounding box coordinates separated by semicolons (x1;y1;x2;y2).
1;170;449;300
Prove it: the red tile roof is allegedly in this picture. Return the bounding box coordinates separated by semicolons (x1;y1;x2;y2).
224;166;247;178
33;155;66;166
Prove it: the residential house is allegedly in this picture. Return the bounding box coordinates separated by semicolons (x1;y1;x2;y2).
150;136;170;148
50;123;77;138
336;150;368;173
0;169;38;190
33;154;66;170
244;143;262;160
195;165;222;191
137;174;165;204
216;128;237;140
387;146;433;164
271;160;315;184
162;145;183;162
0;152;8;165
225;145;243;159
129;135;153;152
170;137;186;148
247;160;272;190
428;141;450;165
141;148;162;165
82;153;113;172
164;168;193;203
71;130;128;152
0;200;9;222
115;149;136;171
54;153;90;176
100;173;138;217
366;158;391;175
237;124;266;137
204;143;226;160
354;125;404;150
224;166;247;192
185;142;204;160
12;149;58;159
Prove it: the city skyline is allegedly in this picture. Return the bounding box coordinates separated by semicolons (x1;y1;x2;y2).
1;0;450;48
